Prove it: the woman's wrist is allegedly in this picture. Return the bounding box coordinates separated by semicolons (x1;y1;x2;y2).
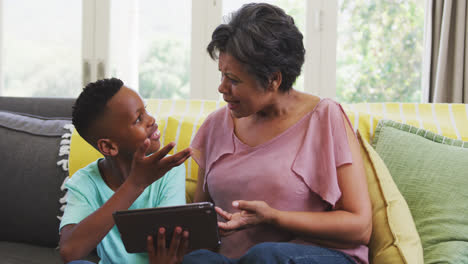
266;207;280;226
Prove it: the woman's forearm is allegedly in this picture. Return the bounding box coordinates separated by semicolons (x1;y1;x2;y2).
271;209;371;248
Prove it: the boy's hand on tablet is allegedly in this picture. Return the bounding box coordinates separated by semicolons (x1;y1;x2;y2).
147;227;189;264
128;139;192;189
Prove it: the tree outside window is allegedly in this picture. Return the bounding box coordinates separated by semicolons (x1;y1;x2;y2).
336;0;425;103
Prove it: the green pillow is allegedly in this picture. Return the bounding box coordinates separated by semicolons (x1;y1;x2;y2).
372;120;468;264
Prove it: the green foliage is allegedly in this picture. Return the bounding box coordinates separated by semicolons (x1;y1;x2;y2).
139;38;190;99
276;0;306;34
337;0;425;103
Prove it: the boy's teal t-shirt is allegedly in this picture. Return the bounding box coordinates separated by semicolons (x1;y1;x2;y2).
59;158;186;264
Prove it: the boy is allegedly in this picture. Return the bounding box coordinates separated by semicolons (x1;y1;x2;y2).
59;78;191;264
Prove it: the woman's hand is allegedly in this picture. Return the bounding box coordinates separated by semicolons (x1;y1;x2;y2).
147;227;189;264
216;200;278;236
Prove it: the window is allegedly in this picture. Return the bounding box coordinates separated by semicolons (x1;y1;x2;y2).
336;0;425;103
0;0;426;102
109;0;192;99
2;0;81;97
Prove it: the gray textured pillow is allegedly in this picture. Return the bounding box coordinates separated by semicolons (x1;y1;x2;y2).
0;111;71;247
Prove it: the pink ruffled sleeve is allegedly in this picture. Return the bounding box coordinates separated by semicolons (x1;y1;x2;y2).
190;107;235;187
292;99;354;207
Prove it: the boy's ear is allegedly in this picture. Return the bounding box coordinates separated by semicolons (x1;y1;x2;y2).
97;138;119;157
268;72;282;91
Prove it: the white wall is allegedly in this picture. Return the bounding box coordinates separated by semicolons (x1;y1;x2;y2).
304;0;337;99
190;0;222;100
109;0;139;90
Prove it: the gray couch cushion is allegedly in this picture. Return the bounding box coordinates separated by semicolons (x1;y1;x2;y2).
0;241;64;264
0;111;71;247
0;241;99;264
0;96;75;118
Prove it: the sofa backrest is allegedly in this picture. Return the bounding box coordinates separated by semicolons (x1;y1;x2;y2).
68;99;468;203
0;96;75;118
0;96;74;247
343;102;468;142
3;96;464;249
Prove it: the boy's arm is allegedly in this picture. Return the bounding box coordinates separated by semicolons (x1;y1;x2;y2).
59;140;192;262
59;179;146;262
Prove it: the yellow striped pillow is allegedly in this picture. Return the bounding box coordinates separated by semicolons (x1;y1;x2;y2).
146;99;225;202
343;103;468;143
69;100;468;202
68;99;225;203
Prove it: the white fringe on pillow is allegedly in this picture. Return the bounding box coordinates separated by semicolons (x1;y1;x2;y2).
57;123;74;221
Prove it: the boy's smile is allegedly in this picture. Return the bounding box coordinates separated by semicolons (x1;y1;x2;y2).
149;125;161;142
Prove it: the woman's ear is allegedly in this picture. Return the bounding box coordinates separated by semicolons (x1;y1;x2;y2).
268;72;282;91
97;138;119;157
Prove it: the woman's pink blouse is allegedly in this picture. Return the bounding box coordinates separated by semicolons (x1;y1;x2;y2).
191;98;368;264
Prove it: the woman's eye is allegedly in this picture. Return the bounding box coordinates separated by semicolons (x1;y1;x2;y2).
220;73;238;85
136;116;142;123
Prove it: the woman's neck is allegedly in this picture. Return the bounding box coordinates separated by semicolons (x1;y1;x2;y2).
254;89;300;120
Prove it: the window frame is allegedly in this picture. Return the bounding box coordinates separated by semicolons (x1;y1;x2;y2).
0;0;338;99
192;0;338;100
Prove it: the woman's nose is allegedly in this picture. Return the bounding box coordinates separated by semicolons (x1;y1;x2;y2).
218;78;228;94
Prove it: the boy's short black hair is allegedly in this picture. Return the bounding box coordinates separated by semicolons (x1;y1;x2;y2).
72;78;123;145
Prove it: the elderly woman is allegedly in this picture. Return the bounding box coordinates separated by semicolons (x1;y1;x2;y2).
184;3;371;264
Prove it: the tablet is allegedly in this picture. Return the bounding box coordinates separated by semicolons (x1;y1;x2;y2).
113;202;221;253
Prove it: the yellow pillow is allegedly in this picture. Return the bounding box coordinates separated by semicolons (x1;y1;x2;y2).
69;129;102;176
344;103;468;143
68;98;426;263
68;99;224;203
68;122;199;203
357;132;423;264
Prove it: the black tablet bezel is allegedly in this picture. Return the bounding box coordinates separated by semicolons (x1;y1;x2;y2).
113;202;221;253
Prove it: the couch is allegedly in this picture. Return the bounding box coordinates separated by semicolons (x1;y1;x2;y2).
1;96;467;264
0;96;99;264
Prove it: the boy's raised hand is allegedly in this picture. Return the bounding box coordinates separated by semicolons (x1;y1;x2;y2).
128;139;192;189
